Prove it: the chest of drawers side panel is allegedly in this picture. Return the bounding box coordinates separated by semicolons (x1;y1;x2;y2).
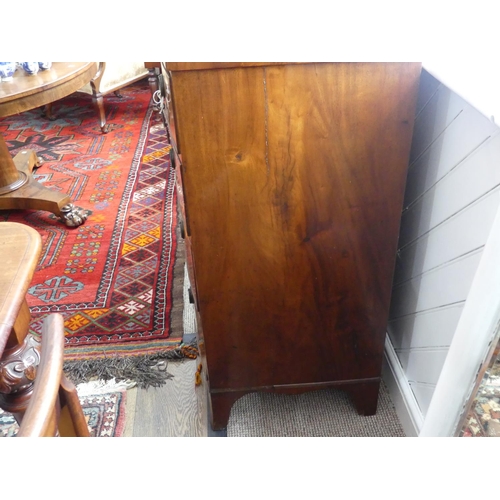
169;62;420;391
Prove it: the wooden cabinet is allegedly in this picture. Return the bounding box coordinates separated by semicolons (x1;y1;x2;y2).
165;62;421;430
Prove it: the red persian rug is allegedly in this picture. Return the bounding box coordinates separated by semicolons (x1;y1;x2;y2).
0;80;190;387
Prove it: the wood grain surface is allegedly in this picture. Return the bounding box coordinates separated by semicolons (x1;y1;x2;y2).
130;360;207;436
169;62;421;425
165;62;290;72
0;222;42;355
0;62;97;118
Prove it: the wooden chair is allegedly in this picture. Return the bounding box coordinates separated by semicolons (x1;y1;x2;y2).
0;222;89;436
44;62;152;133
17;313;90;437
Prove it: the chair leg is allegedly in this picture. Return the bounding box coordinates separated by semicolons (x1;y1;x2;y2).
148;67;159;96
41;103;57;121
58;374;90;437
92;93;109;134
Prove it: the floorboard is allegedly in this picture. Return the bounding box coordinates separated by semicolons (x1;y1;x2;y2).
128;359;207;437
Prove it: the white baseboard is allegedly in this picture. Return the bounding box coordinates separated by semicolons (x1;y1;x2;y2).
382;335;424;437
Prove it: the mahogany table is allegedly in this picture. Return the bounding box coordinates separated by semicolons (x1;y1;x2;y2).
0;222;42;423
0;62;98;227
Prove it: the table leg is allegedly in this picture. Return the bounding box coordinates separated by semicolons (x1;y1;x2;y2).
0;297;40;424
0;334;41;424
0;136;88;227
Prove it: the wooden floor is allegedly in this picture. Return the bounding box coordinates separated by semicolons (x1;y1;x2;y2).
124;359;203;437
123;357;225;437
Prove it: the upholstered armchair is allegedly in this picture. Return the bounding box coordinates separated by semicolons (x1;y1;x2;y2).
77;62;151;133
44;62;158;133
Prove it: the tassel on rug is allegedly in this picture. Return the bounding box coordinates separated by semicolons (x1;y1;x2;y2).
64;340;199;389
76;377;137;395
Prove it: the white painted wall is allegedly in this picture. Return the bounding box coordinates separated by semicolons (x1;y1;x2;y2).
422;59;500;126
385;68;500;431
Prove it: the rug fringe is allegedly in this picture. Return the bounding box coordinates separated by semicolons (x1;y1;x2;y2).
64;340;199;389
76;378;137;396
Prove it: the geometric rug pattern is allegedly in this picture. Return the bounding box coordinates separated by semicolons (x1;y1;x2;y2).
0;82;183;371
0;390;127;437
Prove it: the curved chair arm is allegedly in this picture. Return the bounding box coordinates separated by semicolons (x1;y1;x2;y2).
17;314;64;437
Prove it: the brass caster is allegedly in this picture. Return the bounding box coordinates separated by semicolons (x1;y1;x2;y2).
60;203;89;227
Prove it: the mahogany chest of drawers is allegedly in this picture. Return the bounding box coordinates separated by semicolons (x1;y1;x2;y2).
164;62;421;430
